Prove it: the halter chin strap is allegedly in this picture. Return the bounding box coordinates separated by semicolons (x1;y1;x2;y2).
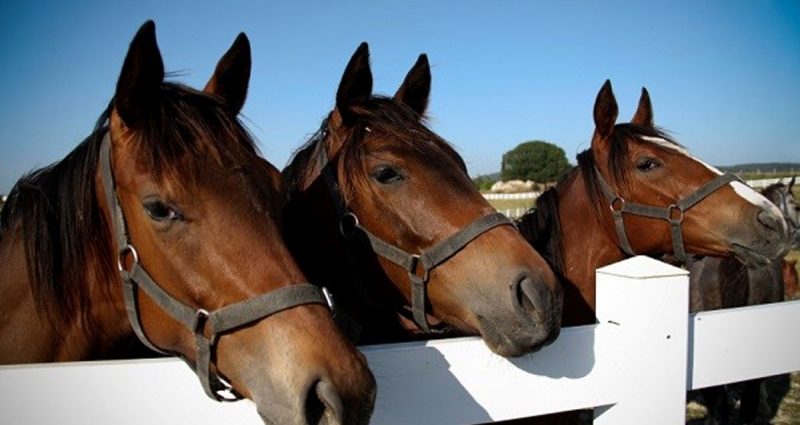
593;166;740;262
99;133;331;402
317;137;515;333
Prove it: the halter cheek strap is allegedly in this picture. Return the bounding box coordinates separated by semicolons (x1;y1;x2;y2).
593;167;740;262
99;133;331;402
318;140;515;333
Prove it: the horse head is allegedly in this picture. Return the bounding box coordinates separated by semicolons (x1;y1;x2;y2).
284;43;562;357
105;22;374;424
586;80;789;266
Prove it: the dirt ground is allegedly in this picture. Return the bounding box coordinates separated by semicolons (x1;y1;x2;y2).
686;373;800;424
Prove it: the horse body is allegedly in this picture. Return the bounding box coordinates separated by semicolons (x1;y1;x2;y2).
685;178;798;423
0;22;374;425
284;43;562;358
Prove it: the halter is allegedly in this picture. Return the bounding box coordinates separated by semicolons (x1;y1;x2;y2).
315;130;515;333
593;166;741;262
99;133;332;402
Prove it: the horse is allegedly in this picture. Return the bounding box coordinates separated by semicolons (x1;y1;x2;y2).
517;80;789;327
785;258;799;299
0;22;375;425
282;43;562;358
683;178;799;424
764;176;799;246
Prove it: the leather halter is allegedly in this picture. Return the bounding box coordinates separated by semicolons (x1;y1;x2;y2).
315;130;515;333
593;166;741;262
99;133;332;402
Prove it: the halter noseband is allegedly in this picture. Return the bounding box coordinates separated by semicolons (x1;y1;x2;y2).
100;133;332;402
593;166;741;262
316;130;515;333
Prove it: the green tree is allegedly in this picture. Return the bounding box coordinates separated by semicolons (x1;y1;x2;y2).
472;174;497;191
501;140;570;182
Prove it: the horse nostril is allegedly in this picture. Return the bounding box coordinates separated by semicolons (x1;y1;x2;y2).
511;273;545;317
304;379;343;425
756;210;783;233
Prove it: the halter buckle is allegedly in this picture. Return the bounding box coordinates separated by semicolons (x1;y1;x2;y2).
322;287;335;309
117;244;140;272
193;309;210;336
408;254;430;282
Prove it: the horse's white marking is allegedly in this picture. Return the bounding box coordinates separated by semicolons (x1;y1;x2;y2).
639;136;723;176
639;135;785;227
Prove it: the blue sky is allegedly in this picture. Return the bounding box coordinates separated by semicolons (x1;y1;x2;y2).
1;0;799;194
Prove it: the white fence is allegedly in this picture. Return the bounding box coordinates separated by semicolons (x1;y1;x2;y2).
482;191;539;200
497;207;529;219
1;256;799;424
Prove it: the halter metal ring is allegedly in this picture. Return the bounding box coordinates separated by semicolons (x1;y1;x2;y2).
117;244;140;272
668;204;684;223
610;197;626;213
339;212;360;237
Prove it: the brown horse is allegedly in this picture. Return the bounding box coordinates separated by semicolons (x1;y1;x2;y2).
785;259;799;299
518;80;789;327
282;43;562;357
0;22;374;425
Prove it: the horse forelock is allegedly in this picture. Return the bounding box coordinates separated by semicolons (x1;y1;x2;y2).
124;83;260;192
579;123;685;221
284;96;467;205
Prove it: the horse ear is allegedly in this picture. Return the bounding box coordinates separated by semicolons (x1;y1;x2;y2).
204;33;251;115
789;176;796;189
115;21;165;127
394;54;431;117
631;87;654;127
335;42;373;127
593;80;618;138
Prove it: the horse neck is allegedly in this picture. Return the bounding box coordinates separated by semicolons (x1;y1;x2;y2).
555;172;626;326
283;177;413;343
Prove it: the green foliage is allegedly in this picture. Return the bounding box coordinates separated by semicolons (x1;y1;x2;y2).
501;140;570;182
472;174;497;191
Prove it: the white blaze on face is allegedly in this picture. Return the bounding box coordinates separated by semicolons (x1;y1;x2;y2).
639;135;786;230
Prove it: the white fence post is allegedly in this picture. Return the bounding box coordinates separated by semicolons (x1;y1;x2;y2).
593;256;689;425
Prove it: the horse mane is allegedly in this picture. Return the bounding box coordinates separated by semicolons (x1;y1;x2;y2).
760;182;787;205
516;187;566;278
578;123;681;220
0;82;259;333
283;96;467;202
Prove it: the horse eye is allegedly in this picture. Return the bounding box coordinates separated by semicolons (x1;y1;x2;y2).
636;158;661;172
372;166;405;185
143;201;182;222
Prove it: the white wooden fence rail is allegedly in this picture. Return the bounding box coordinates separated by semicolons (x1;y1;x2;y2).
1;256;798;424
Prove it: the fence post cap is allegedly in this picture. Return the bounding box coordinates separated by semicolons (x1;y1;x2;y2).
597;255;688;279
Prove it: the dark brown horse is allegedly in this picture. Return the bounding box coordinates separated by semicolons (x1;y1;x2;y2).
518;80;789;327
682;178;799;424
282;43;562;357
0;22;374;425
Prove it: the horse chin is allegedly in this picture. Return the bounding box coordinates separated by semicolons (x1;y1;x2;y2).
475;315;559;358
729;243;782;267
